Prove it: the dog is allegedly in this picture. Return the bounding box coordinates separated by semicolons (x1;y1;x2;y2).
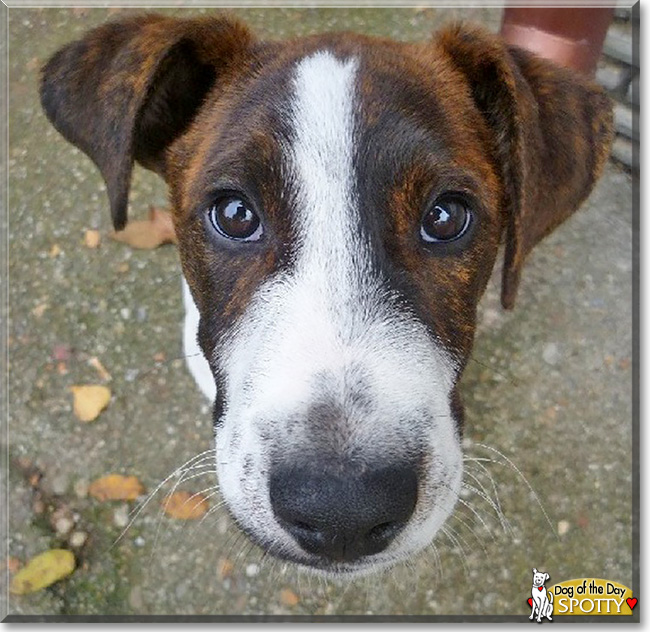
530;568;553;622
39;13;613;578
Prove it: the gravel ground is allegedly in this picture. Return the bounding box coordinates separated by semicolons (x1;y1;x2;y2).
5;6;635;620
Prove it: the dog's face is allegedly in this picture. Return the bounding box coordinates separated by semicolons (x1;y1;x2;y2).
40;14;613;576
174;40;503;574
532;569;549;588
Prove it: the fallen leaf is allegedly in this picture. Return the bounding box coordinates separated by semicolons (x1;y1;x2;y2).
218;558;234;580
88;474;144;501
162;491;209;520
6;557;21;573
49;244;61;257
56;362;68;375
70;385;111;422
84;229;101;249
9;549;75;595
26;57;40;72
110;206;177;249
88;357;111;381
280;588;300;607
31;303;49;318
52;344;70;361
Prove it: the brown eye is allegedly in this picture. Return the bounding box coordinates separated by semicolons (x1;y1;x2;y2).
420;195;472;243
208;197;262;241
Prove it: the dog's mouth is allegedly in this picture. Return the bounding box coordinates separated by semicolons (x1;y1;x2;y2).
231;521;405;578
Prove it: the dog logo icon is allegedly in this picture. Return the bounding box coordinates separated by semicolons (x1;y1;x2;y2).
529;568;554;623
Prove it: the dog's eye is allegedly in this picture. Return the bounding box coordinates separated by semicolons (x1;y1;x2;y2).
420;195;472;243
208;197;263;242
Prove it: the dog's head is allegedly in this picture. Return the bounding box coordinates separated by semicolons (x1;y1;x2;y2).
40;13;612;576
532;568;550;588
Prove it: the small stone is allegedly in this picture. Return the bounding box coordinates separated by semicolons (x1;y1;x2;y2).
50;473;69;496
125;368;139;382
84;229;101;248
69;531;88;548
113;504;129;529
557;520;571;536
120;307;131;320
245;563;259;577
542;343;561;366
73;479;89;498
279;588;299;607
134;536;146;548
55;516;74;536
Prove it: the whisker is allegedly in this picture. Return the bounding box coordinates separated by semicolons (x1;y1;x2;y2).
474;443;556;538
441;525;469;578
462;470;510;534
110;449;216;549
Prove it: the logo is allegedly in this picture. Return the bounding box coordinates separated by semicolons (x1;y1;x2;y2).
526;572;637;618
528;568;554;623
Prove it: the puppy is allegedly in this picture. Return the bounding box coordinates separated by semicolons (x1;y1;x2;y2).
40;13;613;577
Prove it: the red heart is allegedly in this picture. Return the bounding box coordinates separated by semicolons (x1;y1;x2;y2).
627;598;637;610
528;598;533;607
538;587;544;591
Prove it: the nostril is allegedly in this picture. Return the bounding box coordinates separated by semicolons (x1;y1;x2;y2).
367;520;402;542
293;520;317;533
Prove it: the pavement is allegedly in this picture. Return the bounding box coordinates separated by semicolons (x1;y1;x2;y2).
5;6;635;619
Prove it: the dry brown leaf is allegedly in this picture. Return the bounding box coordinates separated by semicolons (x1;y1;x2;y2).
6;557;21;573
88;474;144;502
9;549;75;595
162;490;209;520
88;357;111;381
280;588;300;607
26;57;41;72
70;385;111;422
218;558;234;579
84;229;101;248
49;244;61;257
32;303;49;318
110;206;177;250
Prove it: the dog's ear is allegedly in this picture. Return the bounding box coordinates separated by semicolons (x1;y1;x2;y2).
545;573;549;581
40;13;254;230
533;568;537;573
436;24;613;309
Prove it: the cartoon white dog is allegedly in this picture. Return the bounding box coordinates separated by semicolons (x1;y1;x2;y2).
530;568;554;622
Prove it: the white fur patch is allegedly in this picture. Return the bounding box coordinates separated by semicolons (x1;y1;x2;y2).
186;51;463;574
182;277;216;401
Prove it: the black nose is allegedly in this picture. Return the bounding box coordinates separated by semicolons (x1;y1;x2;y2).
269;463;418;563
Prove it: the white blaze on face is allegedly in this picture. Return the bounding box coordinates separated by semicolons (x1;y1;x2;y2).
211;51;463;570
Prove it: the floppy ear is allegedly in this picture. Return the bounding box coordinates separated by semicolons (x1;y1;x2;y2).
436;24;614;309
40;13;254;230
